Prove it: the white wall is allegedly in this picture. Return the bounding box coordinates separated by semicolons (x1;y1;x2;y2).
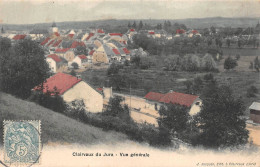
189;98;202;116
62;81;103;113
46;58;56;72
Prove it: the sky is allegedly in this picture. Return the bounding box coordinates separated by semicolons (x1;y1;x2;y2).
0;0;260;24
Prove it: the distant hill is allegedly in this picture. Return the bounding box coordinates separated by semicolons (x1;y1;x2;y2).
0;92;128;145
1;17;260;32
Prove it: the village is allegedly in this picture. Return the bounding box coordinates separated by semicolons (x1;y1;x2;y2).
0;19;260;148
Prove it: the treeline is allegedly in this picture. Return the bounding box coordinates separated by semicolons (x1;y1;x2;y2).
164;53;218;72
131;33;223;57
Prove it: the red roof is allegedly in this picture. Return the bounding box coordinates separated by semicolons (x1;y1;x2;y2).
13;34;26;40
40;37;51;45
192;30;198;34
52;40;62;47
97;29;104;33
130;29;135;32
33;73;82;96
89;50;95;55
112;48;120;55
47;40;55;47
55;48;70;53
47;54;62;62
68;34;74;38
70;41;86;48
86;33;94;41
144;92;165;102
109;33;123;37
176;29;185;34
149;31;155;35
54;32;60;37
78;55;87;59
123;48;130;54
159;92;198;107
96;88;103;91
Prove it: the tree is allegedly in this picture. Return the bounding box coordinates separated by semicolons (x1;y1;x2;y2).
71;62;79;69
181;54;200;71
254;56;260;72
158;104;189;135
226;38;231;48
201;53;217;71
74;45;88;56
224;56;237;70
104;96;131;121
246;85;258;97
107;63;122;75
197;85;248;148
138;21;143;30
132;21;137;28
0;38;50;99
164;54;182;71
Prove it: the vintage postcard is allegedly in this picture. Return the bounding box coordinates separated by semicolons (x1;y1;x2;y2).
0;0;260;166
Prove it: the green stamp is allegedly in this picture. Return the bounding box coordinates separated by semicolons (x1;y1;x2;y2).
3;120;41;165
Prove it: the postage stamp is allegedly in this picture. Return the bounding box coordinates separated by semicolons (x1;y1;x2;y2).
3;120;41;165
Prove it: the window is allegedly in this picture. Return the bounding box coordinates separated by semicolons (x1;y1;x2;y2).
195;102;200;105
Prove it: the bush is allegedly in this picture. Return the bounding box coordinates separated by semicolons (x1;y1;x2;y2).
29;90;66;113
71;62;79;69
246;86;258;97
224;56;237;70
107;63;122;75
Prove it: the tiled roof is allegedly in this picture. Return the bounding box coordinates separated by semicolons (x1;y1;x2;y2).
13;34;26;40
47;40;55;47
112;48;120;55
33;73;82;96
192;30;198;34
159;92;199;107
89;50;95;55
55;48;70;53
148;31;155;35
144;92;165;102
40;37;51;45
68;34;74;38
97;29;104;33
130;29;135;32
109;33;123;37
52;40;62;47
70;41;86;48
78;55;87;59
47;54;62;62
176;29;185;34
123;48;130;54
86;33;94;41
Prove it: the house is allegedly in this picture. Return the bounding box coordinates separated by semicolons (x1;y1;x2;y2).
249;102;260;123
46;54;67;73
92;44;117;63
71;55;88;68
157;91;202;116
55;48;75;62
33;73;103;112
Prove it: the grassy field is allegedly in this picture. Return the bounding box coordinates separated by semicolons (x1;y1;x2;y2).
0;92;128;145
78;47;260;117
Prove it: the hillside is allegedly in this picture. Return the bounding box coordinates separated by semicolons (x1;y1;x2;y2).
1;17;260;31
0;92;128;145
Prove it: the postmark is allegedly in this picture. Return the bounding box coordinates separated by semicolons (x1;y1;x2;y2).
3;120;41;165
